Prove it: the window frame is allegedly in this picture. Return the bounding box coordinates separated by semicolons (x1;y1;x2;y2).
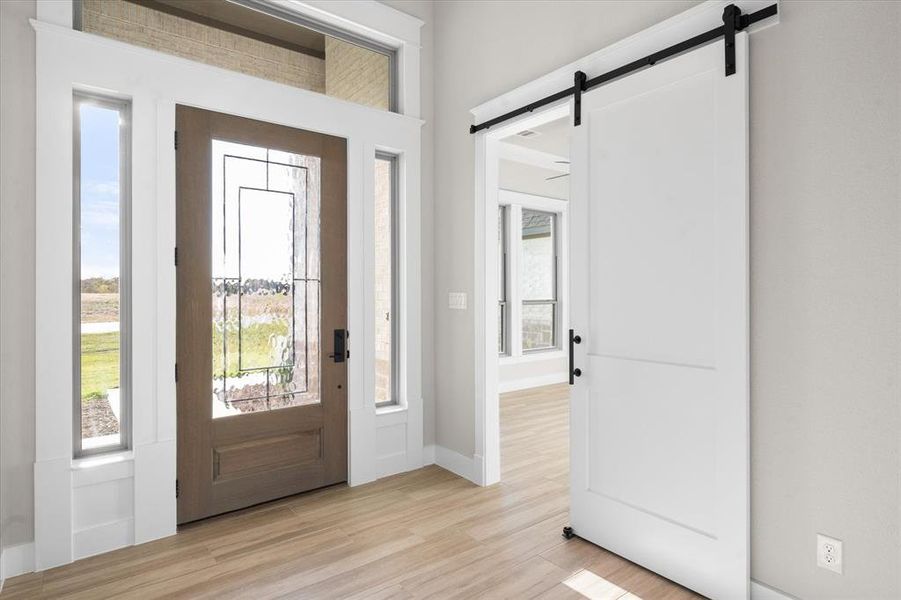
74;0;399;113
520;208;558;354
73;91;132;458
375;152;400;408
497;190;567;362
233;0;398;111
498;205;508;356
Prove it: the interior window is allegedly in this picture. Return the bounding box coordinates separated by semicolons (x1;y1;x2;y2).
520;209;557;352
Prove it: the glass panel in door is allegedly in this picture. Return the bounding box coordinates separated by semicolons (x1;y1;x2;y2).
210;140;321;417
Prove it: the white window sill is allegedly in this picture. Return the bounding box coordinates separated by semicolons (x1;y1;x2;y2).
376;403;407;416
72;449;134;470
500;349;566;366
72;450;135;487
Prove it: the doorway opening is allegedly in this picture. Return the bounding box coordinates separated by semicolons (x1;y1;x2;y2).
475;103;572;487
496;113;572;485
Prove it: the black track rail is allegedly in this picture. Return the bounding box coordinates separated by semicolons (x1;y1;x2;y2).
469;3;776;134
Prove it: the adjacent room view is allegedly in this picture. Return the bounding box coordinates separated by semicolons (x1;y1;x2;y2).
1;1;899;599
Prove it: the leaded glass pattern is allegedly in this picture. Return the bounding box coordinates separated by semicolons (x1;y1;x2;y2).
211;140;321;417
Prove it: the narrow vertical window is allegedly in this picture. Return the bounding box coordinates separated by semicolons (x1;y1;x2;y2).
521;209;557;352
74;93;130;455
498;206;507;355
375;154;398;406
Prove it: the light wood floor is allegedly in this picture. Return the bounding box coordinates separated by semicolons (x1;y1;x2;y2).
3;383;701;599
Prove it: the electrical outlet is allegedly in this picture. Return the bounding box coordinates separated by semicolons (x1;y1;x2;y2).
817;534;843;574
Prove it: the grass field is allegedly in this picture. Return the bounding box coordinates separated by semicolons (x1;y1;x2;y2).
81;293;119;323
80;321;297;402
81;331;120;400
212;321;295;377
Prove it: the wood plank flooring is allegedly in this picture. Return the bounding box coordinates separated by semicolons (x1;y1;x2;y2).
2;383;702;599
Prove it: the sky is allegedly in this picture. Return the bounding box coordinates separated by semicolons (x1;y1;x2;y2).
80;103;121;280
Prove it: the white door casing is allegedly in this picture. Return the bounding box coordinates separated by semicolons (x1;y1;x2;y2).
569;34;749;600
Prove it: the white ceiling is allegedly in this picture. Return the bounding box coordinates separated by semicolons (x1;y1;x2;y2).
500;115;570;158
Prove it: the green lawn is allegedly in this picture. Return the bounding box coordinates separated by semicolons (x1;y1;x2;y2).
212;321;294;377
81;331;120;400
80;321;295;402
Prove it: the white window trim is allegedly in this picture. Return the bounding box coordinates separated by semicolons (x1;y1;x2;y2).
33;0;423;572
497;190;568;363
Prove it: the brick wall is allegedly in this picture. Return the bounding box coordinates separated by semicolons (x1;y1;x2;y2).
81;0;326;93
374;158;393;403
324;37;390;111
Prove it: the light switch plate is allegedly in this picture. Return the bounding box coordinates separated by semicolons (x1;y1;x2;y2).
448;292;467;310
817;533;843;574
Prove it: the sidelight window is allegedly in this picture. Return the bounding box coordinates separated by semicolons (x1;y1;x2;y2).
375;153;399;407
74;92;131;456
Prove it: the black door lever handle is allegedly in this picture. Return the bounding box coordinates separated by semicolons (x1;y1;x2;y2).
330;329;348;363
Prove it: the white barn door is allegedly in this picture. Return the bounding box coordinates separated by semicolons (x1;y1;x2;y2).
569;34;749;600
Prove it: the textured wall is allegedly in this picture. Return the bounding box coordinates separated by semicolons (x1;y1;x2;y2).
324;37;391;111
81;0;325;93
0;0;37;551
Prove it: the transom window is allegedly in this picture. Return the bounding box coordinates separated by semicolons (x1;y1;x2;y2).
75;0;397;112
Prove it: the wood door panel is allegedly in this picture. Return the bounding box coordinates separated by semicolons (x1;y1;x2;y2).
213;430;323;480
177;106;347;524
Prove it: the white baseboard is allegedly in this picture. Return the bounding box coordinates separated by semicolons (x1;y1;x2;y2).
751;580;798;600
434;445;479;484
422;444;436;465
1;542;36;585
498;371;568;393
376;451;409;479
73;519;134;561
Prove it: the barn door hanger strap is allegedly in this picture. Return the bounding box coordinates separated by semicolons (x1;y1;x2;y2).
469;3;777;134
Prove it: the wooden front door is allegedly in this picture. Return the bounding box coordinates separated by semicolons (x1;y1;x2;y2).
176;106;347;524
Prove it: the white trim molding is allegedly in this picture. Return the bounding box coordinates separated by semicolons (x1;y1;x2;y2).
434;446;481;484
751;580;799;600
33;0;424;572
0;543;35;585
498;372;568;394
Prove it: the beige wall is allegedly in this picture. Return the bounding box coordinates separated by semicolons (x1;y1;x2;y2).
431;1;900;598
0;0;37;551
